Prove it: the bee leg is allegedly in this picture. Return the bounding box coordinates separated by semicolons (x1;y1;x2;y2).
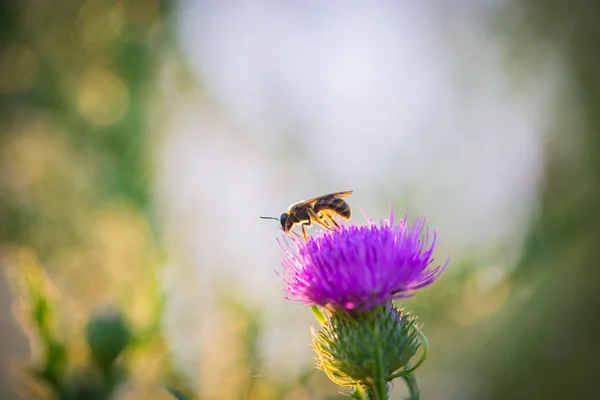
323;211;341;229
300;223;309;241
307;208;334;231
311;208;338;230
290;229;302;239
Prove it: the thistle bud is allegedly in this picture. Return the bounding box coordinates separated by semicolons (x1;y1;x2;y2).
312;304;421;391
85;305;130;372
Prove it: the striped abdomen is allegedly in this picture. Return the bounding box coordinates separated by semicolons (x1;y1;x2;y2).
314;197;351;220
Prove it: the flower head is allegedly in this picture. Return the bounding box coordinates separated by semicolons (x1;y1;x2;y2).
279;208;448;312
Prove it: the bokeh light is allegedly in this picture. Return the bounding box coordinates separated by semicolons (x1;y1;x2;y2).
77;67;130;126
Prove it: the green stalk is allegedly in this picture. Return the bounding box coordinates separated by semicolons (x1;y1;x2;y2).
372;314;388;400
401;372;420;400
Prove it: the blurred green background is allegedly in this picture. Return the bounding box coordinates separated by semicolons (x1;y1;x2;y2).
1;1;599;399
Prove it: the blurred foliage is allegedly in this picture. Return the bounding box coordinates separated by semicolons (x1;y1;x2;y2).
214;288;345;400
0;0;174;250
461;1;600;399
0;0;189;398
0;2;348;397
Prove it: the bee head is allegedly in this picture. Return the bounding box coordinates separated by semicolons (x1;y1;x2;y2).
280;212;293;232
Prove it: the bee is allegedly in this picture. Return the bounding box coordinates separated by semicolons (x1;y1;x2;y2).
260;191;353;240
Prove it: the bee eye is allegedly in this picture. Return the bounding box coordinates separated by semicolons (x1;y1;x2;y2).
280;213;289;229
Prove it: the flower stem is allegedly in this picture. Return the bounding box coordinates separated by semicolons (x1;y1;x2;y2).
373;379;388;400
401;371;419;400
373;315;388;400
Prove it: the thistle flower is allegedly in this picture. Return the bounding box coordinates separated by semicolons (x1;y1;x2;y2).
279;208;448;312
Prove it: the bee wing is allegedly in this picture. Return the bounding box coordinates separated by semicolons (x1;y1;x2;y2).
323;190;353;198
296;191;353;206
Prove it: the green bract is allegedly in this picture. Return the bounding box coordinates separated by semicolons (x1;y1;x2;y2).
312;304;421;388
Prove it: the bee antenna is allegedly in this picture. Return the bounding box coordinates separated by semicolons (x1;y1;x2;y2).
259;216;279;221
